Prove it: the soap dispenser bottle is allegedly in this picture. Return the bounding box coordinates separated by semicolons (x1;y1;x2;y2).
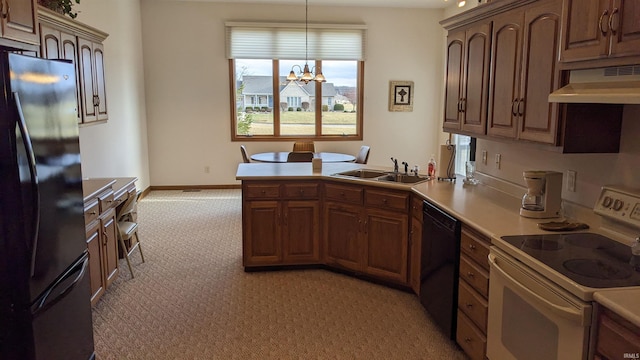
428;156;437;177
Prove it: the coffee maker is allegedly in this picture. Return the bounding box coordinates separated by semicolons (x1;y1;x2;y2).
520;171;563;218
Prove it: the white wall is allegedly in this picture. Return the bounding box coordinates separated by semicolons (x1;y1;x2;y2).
139;1;446;186
71;0;151;191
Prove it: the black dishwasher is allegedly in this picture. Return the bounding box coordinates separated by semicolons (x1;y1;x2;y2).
420;200;461;340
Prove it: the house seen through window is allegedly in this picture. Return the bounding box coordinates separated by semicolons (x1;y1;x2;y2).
226;22;366;140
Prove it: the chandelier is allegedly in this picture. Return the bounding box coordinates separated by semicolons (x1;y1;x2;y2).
286;0;326;84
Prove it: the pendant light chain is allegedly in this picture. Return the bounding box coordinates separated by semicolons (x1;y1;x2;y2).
286;0;326;83
305;0;308;64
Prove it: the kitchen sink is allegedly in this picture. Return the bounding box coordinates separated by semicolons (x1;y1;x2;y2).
335;169;389;178
376;173;430;184
333;169;430;184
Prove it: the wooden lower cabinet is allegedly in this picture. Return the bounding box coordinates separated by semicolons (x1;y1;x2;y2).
409;195;423;295
457;225;491;360
594;305;640;360
84;190;119;306
323;182;410;285
242;181;321;267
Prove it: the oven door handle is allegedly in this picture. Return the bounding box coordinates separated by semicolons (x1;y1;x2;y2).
488;253;583;324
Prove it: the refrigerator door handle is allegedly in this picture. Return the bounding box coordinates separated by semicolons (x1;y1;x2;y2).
31;252;90;317
13;92;41;275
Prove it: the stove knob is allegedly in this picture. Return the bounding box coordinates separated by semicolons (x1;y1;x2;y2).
602;196;613;208
613;199;624;211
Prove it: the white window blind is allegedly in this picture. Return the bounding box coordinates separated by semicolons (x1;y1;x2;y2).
225;22;367;60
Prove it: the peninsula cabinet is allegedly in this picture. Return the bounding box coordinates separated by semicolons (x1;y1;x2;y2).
324;182;409;284
242;181;321;267
38;6;109;125
560;0;640;66
456;225;490;360
487;0;562;145
594;305;640;360
443;21;492;135
0;0;39;48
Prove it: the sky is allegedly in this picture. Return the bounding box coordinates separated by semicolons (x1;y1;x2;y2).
235;59;358;87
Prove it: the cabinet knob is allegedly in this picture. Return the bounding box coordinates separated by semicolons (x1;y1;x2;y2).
464;337;472;343
469;244;476;251
466;303;473;308
467;271;475;278
382;198;388;203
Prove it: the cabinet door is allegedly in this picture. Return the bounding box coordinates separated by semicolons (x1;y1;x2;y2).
443;30;465;132
560;0;610;62
243;201;281;266
518;0;562;144
487;10;522;139
608;0;640;58
0;0;38;44
324;202;362;272
363;209;408;284
78;38;98;123
101;208;119;288
93;42;108;121
461;22;491;135
282;200;320;264
86;220;105;306
40;24;60;59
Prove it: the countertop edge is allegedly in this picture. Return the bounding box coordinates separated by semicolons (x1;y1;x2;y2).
593;289;640;328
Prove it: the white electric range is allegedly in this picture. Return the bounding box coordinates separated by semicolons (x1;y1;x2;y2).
487;186;640;360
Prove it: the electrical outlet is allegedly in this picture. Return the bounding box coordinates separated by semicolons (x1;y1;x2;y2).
482;150;488;165
495;153;501;169
204;166;210;174
567;170;576;192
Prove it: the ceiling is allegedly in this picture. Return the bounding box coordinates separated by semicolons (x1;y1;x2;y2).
152;0;456;9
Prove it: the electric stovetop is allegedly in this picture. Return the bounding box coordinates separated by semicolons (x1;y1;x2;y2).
500;232;640;289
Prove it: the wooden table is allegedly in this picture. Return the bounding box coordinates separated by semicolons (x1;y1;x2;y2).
250;151;356;163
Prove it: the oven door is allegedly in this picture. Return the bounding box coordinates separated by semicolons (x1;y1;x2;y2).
487;247;593;360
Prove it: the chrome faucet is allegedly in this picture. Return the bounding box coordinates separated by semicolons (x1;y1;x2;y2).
390;157;399;173
411;165;419;177
402;161;409;175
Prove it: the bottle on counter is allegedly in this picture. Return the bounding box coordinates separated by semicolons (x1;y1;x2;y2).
631;236;640;271
428;156;437;177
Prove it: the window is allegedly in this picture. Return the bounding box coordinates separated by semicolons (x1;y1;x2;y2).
452;134;476;176
226;22;366;140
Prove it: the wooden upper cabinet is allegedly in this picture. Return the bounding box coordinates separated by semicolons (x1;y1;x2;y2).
487;10;522;139
561;0;640;63
518;0;562;144
443;22;492;135
78;38;108;123
38;6;109;125
443;30;465;132
0;0;38;45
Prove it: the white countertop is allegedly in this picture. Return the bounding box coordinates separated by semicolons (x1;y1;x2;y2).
236;162;640;325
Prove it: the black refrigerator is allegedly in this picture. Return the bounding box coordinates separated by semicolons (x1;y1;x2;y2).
0;52;95;360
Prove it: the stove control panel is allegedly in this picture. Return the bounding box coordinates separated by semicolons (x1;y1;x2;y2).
594;186;640;229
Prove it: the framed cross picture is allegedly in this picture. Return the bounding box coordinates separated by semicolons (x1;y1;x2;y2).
388;80;414;112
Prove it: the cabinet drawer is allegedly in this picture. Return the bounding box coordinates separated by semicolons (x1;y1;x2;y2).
460;254;489;298
98;191;115;213
283;183;319;199
596;307;640;360
325;183;363;204
458;279;488;332
461;228;490;271
244;184;281;199
84;199;99;225
365;189;409;212
457;311;487;360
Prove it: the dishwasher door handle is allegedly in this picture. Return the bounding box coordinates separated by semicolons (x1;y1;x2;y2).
488;253;583;324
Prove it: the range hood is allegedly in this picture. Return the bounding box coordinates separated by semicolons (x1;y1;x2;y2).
549;66;640;104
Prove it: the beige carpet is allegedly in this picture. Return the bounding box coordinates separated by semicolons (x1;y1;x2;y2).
92;189;467;360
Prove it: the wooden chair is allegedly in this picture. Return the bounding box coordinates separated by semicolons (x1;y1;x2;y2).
287;151;314;162
355;145;370;164
292;141;315;152
240;145;250;163
116;191;145;278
